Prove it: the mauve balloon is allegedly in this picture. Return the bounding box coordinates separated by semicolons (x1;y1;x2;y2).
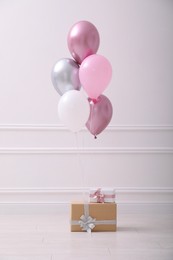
67;21;100;64
86;95;113;137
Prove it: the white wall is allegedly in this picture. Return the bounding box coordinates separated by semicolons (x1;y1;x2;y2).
0;0;173;204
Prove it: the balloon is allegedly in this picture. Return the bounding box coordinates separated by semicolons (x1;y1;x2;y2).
86;95;113;137
67;21;100;64
79;54;112;100
58;90;90;132
51;58;81;96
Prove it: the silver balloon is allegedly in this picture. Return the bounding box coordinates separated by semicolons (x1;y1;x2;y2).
51;58;81;95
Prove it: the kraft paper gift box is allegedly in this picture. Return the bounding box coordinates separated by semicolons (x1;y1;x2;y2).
89;188;116;203
71;202;117;232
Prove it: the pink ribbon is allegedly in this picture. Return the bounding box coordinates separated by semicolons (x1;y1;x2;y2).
90;188;115;203
92;188;105;203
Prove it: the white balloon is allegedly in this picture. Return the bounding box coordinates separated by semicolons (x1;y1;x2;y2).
58;90;90;132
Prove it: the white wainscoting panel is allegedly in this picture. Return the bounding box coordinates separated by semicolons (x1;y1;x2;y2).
0;125;173;148
0;125;173;207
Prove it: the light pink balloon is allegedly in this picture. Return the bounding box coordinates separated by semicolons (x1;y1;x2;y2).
86;95;113;137
79;54;112;100
67;21;100;64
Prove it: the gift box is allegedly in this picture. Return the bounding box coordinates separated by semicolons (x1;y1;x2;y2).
71;202;117;232
89;188;116;203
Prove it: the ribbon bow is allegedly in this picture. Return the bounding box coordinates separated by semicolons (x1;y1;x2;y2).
78;215;96;233
93;188;105;203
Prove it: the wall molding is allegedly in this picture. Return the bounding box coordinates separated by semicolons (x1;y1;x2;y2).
0;124;173;131
0;124;172;153
0;187;172;205
0;147;173;154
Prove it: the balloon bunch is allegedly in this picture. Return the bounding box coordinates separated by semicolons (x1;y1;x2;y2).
51;21;113;138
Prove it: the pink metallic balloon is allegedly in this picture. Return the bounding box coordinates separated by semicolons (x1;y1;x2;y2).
79;54;112;100
86;95;113;137
67;21;100;64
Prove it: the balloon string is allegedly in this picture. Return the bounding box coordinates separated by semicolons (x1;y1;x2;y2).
90;100;97;139
75;132;88;203
90;100;95;139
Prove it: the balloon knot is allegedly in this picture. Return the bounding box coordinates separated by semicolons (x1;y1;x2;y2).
92;99;97;104
94;135;97;139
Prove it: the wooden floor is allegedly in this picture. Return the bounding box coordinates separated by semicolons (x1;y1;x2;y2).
0;206;173;260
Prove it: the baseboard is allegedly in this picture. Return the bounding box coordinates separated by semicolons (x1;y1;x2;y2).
0;202;172;215
0;188;173;214
0;187;173;204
